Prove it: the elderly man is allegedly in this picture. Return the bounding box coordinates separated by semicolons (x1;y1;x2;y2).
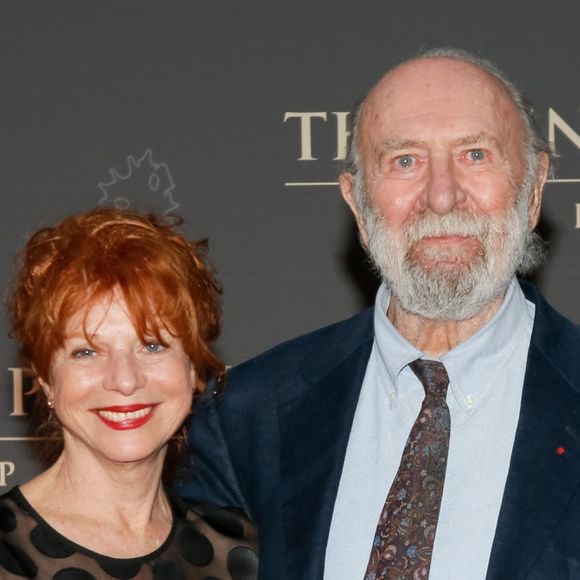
179;48;580;580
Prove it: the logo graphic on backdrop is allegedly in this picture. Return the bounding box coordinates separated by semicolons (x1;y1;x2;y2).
283;112;350;187
283;109;580;220
98;149;179;215
0;463;14;486
0;367;39;487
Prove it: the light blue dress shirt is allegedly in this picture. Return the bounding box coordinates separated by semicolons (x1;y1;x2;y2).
324;278;535;580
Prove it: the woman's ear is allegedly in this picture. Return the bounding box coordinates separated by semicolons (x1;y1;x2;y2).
38;376;54;407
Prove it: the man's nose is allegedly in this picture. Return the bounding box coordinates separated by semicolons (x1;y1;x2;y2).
422;156;466;214
103;350;146;395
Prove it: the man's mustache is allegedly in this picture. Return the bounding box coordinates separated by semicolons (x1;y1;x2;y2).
402;211;494;243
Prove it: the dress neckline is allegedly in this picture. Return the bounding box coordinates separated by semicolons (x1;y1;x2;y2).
9;485;178;564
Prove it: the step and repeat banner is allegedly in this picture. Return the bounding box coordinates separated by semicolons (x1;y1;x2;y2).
0;0;579;487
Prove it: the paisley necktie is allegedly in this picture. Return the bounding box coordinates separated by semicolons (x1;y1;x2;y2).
365;359;451;580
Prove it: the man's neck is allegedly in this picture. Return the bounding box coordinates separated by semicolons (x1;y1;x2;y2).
387;294;505;357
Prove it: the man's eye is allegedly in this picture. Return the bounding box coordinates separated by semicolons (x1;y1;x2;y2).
395;155;415;169
73;348;95;358
466;149;486;162
144;342;164;353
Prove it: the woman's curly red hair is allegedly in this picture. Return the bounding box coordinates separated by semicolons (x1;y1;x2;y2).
9;207;224;472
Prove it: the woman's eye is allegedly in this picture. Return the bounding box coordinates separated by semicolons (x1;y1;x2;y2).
144;342;164;353
73;348;95;358
395;155;415;169
466;149;486;162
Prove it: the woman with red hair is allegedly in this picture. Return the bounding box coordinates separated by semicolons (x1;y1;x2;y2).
0;208;258;579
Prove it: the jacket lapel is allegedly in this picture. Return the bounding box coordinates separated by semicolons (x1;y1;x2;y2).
278;336;373;579
486;341;580;578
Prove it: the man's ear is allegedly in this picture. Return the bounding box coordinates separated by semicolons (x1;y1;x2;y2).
527;152;550;229
339;172;369;247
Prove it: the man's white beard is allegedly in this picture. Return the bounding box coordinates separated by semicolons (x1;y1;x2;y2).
363;194;531;321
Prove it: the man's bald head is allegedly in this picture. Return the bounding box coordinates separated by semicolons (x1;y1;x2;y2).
345;48;550;212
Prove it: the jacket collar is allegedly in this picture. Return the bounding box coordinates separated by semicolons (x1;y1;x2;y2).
278;315;374;579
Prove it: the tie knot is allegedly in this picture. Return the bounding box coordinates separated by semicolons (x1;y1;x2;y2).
409;359;449;400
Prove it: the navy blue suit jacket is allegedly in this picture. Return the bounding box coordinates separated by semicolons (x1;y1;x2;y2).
178;282;580;579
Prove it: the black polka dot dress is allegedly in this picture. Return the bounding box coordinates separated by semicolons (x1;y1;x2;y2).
0;487;258;579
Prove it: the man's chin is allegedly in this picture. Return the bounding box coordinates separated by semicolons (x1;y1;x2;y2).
404;252;484;282
409;245;484;272
414;259;475;274
385;264;512;322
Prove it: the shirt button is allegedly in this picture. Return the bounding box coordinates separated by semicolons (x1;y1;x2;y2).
389;392;397;401
466;394;476;408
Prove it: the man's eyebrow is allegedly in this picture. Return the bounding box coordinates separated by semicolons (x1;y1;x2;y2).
379;138;426;151
453;132;507;154
378;133;509;157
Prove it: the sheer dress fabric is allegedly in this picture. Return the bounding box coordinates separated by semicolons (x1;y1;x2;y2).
0;487;258;580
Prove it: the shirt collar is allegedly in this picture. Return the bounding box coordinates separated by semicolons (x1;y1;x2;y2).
373;278;534;413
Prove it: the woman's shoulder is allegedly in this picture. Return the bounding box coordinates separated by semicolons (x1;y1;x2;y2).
0;486;41;578
0;485;31;531
170;494;259;574
173;494;257;537
0;485;25;506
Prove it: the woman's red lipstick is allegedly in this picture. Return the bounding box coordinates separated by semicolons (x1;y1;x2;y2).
91;404;157;431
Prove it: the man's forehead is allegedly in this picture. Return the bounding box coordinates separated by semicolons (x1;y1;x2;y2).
358;57;523;145
363;57;515;116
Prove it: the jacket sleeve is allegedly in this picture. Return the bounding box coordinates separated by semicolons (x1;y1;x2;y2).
175;386;250;512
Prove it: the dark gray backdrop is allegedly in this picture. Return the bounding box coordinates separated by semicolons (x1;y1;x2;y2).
1;0;579;487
